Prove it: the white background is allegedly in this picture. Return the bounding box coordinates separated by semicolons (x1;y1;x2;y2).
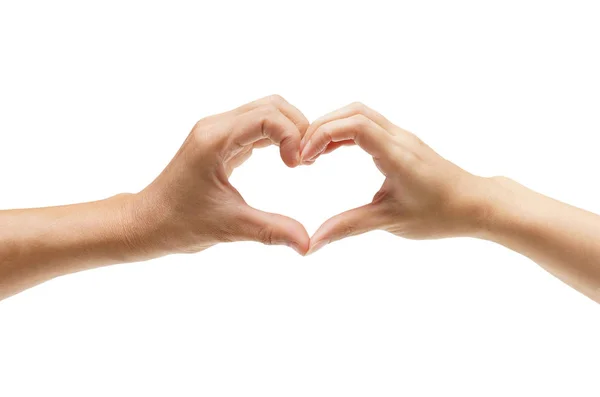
1;0;599;395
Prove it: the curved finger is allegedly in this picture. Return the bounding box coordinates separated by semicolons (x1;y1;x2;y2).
225;148;253;177
322;139;355;155
301;102;394;152
300;114;395;172
308;203;387;255
224;138;273;176
229;105;302;167
234;94;310;136
252;138;272;149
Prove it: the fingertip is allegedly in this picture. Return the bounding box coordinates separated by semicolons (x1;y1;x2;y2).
306;239;329;256
279;129;303;167
300;140;319;165
307;222;334;254
278;217;310;255
300;137;307;153
288;240;309;256
289;234;310;256
297;119;310;136
308;203;384;253
281;152;300;168
241;206;309;253
279;143;300;168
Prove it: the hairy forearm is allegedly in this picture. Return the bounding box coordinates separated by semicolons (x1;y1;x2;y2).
479;177;600;303
0;194;154;300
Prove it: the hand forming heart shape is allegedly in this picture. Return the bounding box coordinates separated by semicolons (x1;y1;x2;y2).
134;96;490;258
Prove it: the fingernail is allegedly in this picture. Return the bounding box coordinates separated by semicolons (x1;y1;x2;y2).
300;138;306;152
307;240;328;256
300;139;312;163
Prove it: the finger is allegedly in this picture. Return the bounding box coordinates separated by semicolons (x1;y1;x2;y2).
225;148;253;177
308;203;387;255
229;105;302;167
300;140;355;163
234;94;310;136
301;102;394;153
238;206;310;255
252;138;272;149
322;140;355;155
300;114;395;172
224;138;272;176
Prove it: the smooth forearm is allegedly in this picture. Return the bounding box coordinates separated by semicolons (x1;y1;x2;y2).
477;177;600;303
0;194;159;300
0;96;312;300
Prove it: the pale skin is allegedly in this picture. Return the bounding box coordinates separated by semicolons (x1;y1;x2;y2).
1;97;599;303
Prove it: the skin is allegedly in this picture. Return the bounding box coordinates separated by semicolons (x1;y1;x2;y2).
1;98;599;304
300;102;600;304
0;95;311;300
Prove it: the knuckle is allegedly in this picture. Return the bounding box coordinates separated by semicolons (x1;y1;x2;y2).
349;101;368;113
398;150;419;168
193;117;212;136
194;119;204;129
255;103;278;116
253;105;278;132
491;175;515;186
414;135;426;147
404;129;425;146
297;119;310;133
267;94;285;106
350;113;370;128
191;120;228;156
255;105;281;138
257;226;275;245
191;123;209;145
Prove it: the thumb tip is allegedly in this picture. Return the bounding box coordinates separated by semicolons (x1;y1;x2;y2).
286;241;308;256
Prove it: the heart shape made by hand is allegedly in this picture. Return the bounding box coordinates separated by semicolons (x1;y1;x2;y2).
231;141;384;252
234;100;479;256
146;96;481;258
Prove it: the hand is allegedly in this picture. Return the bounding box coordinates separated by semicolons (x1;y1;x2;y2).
300;102;490;254
128;95;311;257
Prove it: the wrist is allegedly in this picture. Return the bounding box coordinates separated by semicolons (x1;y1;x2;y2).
467;175;522;241
119;188;213;259
117;192;177;261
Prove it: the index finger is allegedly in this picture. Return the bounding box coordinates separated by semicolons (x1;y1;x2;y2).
301;102;394;152
229;105;302;167
300;114;396;173
233;94;310;136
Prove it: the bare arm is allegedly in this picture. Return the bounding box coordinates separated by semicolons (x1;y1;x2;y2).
0;195;142;299
301;102;600;304
480;177;600;302
0;95;310;301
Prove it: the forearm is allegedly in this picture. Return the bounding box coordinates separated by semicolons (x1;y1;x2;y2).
0;96;311;301
479;177;600;303
0;194;159;300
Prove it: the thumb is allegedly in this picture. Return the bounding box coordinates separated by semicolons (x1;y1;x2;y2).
239;206;310;255
308;203;386;255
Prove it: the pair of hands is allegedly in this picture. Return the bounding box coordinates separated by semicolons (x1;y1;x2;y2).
127;95;490;257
